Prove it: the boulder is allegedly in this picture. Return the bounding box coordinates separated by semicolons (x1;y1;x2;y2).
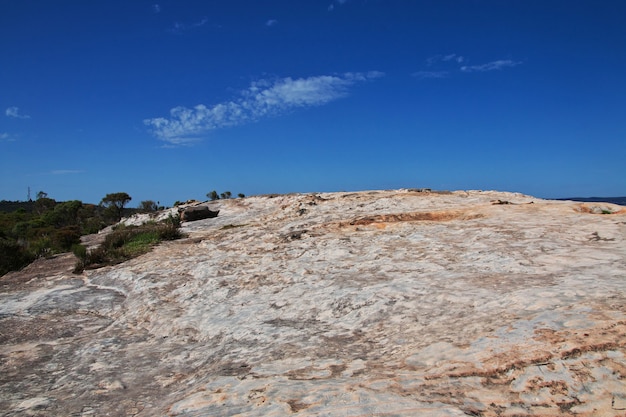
179;206;219;222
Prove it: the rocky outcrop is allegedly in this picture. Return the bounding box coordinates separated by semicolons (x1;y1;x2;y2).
1;189;625;416
179;205;219;222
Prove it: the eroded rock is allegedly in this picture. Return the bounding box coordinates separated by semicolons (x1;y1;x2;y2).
1;190;625;416
179;205;219;222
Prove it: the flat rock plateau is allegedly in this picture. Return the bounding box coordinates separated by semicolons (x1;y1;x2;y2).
1;189;626;416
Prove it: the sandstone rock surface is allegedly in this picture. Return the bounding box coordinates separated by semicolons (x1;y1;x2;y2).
1;189;625;416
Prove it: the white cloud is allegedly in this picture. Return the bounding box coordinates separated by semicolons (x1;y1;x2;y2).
417;55;521;79
266;19;277;27
427;54;464;66
0;132;14;142
412;71;448;79
145;72;384;145
5;107;30;119
461;60;521;72
443;54;464;63
170;18;208;33
152;4;160;13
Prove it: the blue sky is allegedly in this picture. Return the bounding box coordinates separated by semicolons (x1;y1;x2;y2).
1;1;625;206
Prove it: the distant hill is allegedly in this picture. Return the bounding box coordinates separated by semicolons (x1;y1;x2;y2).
556;196;626;206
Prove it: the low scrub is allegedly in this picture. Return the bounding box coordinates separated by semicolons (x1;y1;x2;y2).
74;215;183;272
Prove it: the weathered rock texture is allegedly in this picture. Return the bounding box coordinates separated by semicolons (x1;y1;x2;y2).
1;189;625;416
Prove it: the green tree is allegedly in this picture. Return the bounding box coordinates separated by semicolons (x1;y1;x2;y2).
100;192;132;221
238;193;245;198
139;200;158;212
207;191;219;201
220;191;232;199
44;200;82;228
34;197;56;215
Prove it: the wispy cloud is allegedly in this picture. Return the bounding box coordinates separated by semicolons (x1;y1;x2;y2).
460;60;521;72
152;4;161;13
411;71;449;79
265;19;278;27
415;55;521;79
328;0;349;11
427;54;464;66
5;107;30;119
50;169;84;175
0;132;15;142
170;18;209;33
145;71;384;145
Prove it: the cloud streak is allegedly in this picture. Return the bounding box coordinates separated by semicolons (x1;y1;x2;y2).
50;170;84;175
415;55;522;80
5;107;30;119
170;18;209;33
427;54;464;66
460;59;521;72
145;72;384;145
411;71;448;79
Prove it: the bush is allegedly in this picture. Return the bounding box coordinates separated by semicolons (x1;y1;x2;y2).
53;226;82;251
139;200;159;212
0;238;35;276
75;216;184;272
72;244;88;273
30;236;53;258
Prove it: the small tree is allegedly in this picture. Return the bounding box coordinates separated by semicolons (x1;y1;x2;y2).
139;200;158;212
101;192;132;221
238;193;245;199
220;191;232;199
207;191;219;201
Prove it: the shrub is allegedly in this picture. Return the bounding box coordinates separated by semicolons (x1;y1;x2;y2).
164;214;181;229
0;238;35;276
72;243;87;261
72;244;88;273
75;216;184;272
53;226;82;251
139;200;159;212
29;236;53;259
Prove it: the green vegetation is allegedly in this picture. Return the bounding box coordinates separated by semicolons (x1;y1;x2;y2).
0;191;183;276
207;190;245;200
139;200;159;212
0;196;109;275
100;192;132;221
73;215;183;273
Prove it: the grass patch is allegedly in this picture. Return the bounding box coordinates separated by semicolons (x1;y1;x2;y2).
74;215;183;272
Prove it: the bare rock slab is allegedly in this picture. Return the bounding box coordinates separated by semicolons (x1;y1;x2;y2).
1;189;625;416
